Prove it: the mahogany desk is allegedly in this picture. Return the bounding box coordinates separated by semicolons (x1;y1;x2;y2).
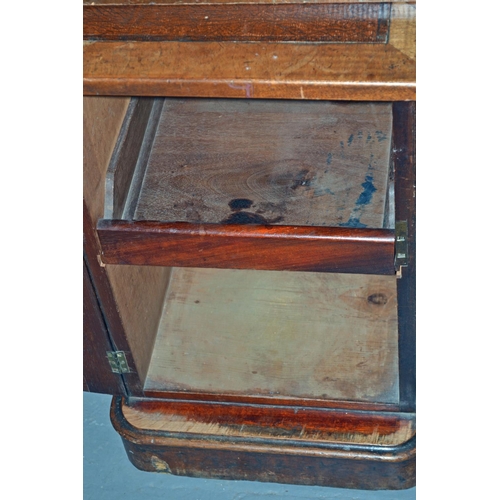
83;1;416;489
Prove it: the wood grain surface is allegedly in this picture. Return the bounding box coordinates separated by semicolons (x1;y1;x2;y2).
83;96;130;225
83;41;416;100
97;221;396;274
123;399;415;445
111;396;416;489
83;259;126;395
84;96;172;394
141;391;400;412
133;99;392;228
84;3;390;43
389;3;416;60
144;267;399;403
104;98;157;219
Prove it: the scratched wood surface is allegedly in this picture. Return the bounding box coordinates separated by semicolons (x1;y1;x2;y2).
145;267;399;403
134;99;392;229
83;41;415;100
112;397;416;489
122;400;415;446
84;3;390;43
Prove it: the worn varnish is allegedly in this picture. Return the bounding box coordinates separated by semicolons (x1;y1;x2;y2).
83;41;415;100
84;3;390;43
123;399;415;445
134;99;392;228
145;268;399;403
112;396;416;489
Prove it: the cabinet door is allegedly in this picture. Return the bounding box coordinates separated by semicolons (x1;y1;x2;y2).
83;259;126;395
84;96;166;396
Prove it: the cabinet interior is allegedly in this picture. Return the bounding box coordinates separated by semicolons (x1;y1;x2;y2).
90;96;400;405
145;267;399;404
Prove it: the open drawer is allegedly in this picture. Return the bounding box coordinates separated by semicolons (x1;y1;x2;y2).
97;97;401;275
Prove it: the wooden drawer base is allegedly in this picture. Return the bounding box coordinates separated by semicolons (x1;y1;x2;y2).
111;396;416;490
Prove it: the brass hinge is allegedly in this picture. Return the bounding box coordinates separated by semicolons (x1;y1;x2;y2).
106;351;131;374
395;220;409;272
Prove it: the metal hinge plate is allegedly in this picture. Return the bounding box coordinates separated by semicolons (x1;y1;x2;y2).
395;220;409;271
106;351;131;374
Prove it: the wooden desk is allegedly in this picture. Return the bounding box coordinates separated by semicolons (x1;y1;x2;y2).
83;1;416;489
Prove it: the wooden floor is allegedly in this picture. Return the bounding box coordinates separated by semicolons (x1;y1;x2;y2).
145;267;399;404
134;99;393;229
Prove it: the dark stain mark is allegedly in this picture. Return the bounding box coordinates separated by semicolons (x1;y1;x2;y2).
229;198;253;211
322;376;337;383
290;169;314;190
366;133;372;144
368;293;388;305
357;130;363;139
347;134;354;146
252;371;258;374
222;212;284;225
355;175;377;206
375;130;388;142
326;152;333;165
339;217;367;228
194;300;200;304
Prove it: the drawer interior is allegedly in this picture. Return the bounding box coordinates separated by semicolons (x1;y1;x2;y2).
106;98;394;229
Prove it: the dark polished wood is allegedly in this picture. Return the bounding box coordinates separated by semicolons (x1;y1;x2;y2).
142;390;400;413
393;101;416;412
126;398;414;441
84;3;390;43
83;259;126;395
111;396;416;490
97;220;396;274
84;201;143;395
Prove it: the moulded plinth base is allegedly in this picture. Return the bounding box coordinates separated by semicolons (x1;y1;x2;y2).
110;396;416;490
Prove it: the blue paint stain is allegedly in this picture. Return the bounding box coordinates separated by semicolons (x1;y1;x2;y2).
375;131;388;142
355;175;377;206
339;174;376;228
366;133;372;144
326;153;332;165
340;141;344;148
347;134;354;146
